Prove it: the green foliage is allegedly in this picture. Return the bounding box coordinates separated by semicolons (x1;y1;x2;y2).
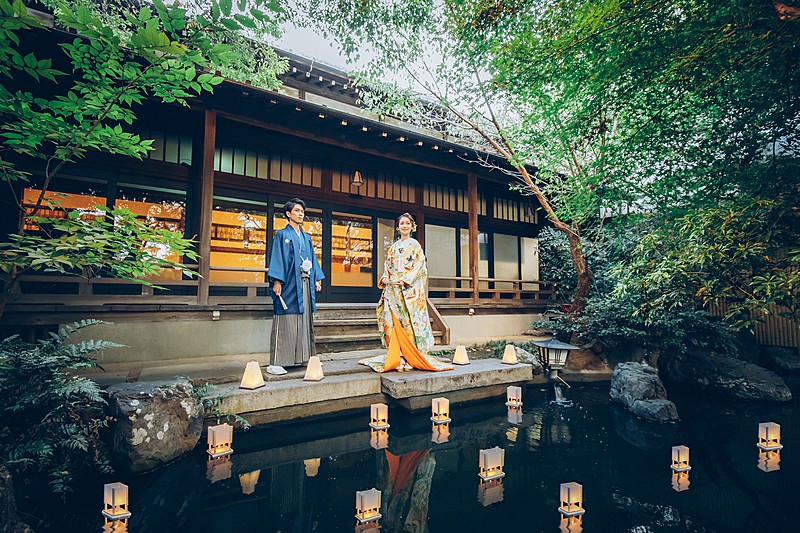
538;296;737;357
480;339;540;361
0;320;122;493
0;0;287;302
615;196;800;328
194;381;251;430
0;206;198;285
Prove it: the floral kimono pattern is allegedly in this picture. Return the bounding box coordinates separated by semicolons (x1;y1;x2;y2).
360;238;452;373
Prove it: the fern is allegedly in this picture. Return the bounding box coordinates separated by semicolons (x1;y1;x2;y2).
0;320;122;493
195;382;251;430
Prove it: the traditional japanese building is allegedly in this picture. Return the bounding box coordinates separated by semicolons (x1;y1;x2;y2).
1;27;558;361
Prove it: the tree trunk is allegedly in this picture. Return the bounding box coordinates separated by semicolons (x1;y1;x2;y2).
566;231;593;314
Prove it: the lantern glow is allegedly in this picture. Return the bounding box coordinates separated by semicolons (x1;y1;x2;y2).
102;482;131;520
431;422;450;444
558;482;585;517
430;397;451;424
506;385;523;407
304;458;321;477
369;403;390;430
757;422;783;451
533;338;579;371
478;446;506;481
452;345;470;365
507;406;523;425
240;360;266;389
559;515;583;533
355;488;382;523
206;455;232;482
671;471;690;492
501;344;518;365
303;356;324;381
207;423;234;458
758;449;781;472
478;478;504;506
239;469;261;495
670;445;691;472
370;428;389;450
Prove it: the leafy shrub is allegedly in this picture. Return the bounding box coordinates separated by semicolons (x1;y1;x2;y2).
537;295;737;356
0;320;121;493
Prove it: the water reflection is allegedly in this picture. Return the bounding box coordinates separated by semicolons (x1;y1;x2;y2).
238;469;260;495
206;455;232;483
379;450;435;532
478;478;504;506
757;449;781;472
671;471;691;492
559;515;583;533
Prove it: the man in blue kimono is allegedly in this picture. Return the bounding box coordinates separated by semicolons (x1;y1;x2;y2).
267;198;325;371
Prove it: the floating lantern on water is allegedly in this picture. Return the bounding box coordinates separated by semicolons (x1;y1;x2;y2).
558;482;585;517
355;488;382;523
207;423;233;458
506;385;522;407
671;470;690;492
370;428;389;450
758;449;781;472
369;403;390;430
478;446;506;481
239;469;261;495
452;345;470;365
206;455;232;483
304;458;321;477
240;360;266;389
501;344;518;365
304;356;324;381
559;515;583;533
507;406;523;425
757;422;783;451
431;422;450;444
670;445;691;472
102;482;131;521
430;397;451;424
478;478;504;506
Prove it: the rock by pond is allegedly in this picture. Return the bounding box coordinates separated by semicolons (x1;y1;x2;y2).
661;348;792;402
610;362;680;423
106;376;204;473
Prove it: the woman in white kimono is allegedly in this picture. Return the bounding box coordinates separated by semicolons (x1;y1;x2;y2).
360;213;452;373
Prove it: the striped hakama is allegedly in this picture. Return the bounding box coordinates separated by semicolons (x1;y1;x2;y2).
269;270;316;367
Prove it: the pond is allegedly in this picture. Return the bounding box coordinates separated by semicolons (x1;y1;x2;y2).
33;383;798;532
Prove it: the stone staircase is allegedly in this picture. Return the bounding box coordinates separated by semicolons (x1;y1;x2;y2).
314;303;445;354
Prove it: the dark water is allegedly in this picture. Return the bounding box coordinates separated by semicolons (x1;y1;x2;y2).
33;383;800;532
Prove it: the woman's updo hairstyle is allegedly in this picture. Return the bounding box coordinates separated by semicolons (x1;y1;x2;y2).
396;212;417;235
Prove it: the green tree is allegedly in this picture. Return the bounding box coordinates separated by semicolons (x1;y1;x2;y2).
0;0;288;315
300;0;800;317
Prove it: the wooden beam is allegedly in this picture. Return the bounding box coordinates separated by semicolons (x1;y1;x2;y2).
468;173;479;304
415;179;425;250
197;109;217;305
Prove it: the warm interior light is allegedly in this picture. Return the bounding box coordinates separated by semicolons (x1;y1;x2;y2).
102;482;131;520
507;406;523;425
560;514;583;533
240;360;266;390
369;403;390;429
430;397;451;424
671;445;691;472
452;345;470;365
558;482;585;517
478;446;506;481
206;456;232;483
355;488;382;523
501;344;518;365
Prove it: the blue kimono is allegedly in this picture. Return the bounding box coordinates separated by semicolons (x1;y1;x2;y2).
268;225;324;315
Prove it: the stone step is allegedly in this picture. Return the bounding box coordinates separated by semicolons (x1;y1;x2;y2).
315;304;377;320
315;318;379;336
315;330;444;354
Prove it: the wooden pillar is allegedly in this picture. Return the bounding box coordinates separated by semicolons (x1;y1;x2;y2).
415;180;425;250
197;109;216;305
468;173;479;303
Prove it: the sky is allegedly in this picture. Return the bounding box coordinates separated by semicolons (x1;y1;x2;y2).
274;21;357;72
